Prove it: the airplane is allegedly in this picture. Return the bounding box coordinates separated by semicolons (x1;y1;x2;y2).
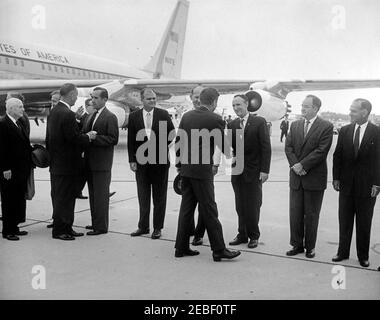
1;0;380;128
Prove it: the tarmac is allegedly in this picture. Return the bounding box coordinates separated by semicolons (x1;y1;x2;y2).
0;119;379;300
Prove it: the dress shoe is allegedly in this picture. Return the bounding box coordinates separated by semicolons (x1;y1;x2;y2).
15;230;28;236
85;225;94;230
191;237;203;246
305;249;316;258
76;193;88;199
377;266;380;271
3;234;20;241
212;248;241;262
46;223;53;229
248;239;258;249
70;230;84;237
53;234;75;241
131;228;150;237
175;249;200;257
332;254;349;262
86;230;107;236
286;247;304;256
229;236;248;246
151;229;161;239
359;260;369;268
109;191;116;198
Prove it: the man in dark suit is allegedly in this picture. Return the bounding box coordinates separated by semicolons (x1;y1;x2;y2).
128;88;175;239
46;83;96;241
81;87;119;235
0;98;32;241
285;95;333;258
332;98;380;268
228;94;271;249
174;87;241;261
280;114;289;142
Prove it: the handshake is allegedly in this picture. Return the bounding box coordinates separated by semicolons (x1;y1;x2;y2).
87;131;97;141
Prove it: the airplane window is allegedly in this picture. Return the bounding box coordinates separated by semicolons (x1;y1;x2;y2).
66;67;70;73
72;69;75;74
41;64;45;70
21;60;24;67
54;66;57;72
14;59;17;66
48;65;51;71
6;57;9;64
61;67;64;73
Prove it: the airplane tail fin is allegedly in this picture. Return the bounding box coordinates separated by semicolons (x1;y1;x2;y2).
143;0;189;79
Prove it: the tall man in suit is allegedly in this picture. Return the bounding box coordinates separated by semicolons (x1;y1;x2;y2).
128;88;175;239
46;83;96;241
174;87;241;262
332;98;380;267
228;94;271;249
285;95;333;258
0;98;32;241
82;87;119;235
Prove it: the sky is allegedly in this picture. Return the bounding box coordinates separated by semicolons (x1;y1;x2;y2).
1;0;380;115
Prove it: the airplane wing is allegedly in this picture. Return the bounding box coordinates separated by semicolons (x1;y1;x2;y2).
0;79;106;94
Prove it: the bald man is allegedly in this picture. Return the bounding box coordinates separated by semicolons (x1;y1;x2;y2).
0;98;32;241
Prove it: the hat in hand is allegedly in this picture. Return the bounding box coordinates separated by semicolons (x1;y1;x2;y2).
173;174;182;195
31;144;50;168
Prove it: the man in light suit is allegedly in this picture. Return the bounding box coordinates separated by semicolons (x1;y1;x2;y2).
128;88;175;239
332;98;380;268
0;98;32;241
228;94;271;249
285;95;333;258
46;83;96;241
82;87;119;235
174;87;241;261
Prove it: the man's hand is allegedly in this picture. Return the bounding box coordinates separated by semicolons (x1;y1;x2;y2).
130;162;137;172
371;185;380;197
87;131;97;141
3;170;11;180
259;172;269;183
212;165;219;176
332;180;340;191
75;106;85;120
292;163;304;175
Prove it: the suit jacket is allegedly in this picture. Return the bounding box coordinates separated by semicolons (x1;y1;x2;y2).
176;107;226;180
82;108;119;171
127;107;175;166
333;122;380;197
285;117;333;190
228;114;271;183
280;119;289;132
45;102;90;175
0;115;32;180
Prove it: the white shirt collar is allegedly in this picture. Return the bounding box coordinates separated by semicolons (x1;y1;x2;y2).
355;121;368;131
59;100;71;109
6;113;18;125
95;106;106;115
143;108;154;117
305;115;317;126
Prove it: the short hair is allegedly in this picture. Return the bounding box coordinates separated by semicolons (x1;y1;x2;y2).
233;94;248;103
306;94;322;109
199;87;219;106
190;85;204;95
6;97;23;110
50;90;60;98
354;98;372;114
6;91;25;103
140;88;156;99
60;83;77;96
93;87;108;99
84;98;92;106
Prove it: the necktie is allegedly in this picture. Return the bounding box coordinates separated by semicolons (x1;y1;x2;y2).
88;110;98;130
240;118;244;129
146;112;152;130
353;125;361;157
304;120;310;138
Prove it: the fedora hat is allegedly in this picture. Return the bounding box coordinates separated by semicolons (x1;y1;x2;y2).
173;174;182;195
31;144;50;168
